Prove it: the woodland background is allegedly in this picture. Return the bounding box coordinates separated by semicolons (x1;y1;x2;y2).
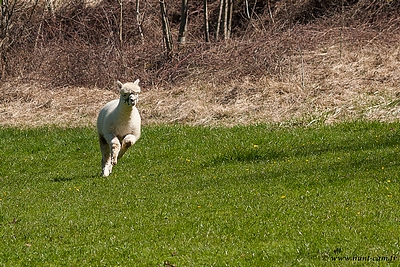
1;0;400;126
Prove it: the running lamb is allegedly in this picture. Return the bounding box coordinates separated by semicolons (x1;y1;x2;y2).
97;80;141;177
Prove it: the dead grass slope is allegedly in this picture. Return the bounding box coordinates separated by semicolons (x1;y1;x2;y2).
1;32;400;127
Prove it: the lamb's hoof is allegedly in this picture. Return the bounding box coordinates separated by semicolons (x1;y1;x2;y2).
102;168;112;177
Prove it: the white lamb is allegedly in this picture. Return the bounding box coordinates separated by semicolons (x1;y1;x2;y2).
97;80;141;177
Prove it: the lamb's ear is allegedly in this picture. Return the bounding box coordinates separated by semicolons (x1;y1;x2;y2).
117;81;123;89
133;79;140;85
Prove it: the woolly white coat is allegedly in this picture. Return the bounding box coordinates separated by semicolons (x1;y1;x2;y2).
97;80;141;176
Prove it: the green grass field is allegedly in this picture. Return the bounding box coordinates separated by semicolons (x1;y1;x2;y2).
0;122;399;266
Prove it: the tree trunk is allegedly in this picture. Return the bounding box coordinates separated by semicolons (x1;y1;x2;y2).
136;0;144;44
119;0;123;46
203;0;210;42
223;0;228;39
178;0;188;44
159;0;173;56
215;0;224;41
227;0;233;39
244;0;250;19
0;0;10;79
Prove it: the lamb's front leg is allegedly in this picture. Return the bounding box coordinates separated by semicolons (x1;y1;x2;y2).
109;136;122;166
118;134;137;159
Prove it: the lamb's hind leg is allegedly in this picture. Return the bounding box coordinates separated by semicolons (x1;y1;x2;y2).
118;134;137;159
99;135;112;176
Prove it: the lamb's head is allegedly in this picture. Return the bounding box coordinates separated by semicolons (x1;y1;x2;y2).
117;79;141;107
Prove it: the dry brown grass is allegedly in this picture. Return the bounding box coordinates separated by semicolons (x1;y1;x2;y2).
2;35;400;128
0;82;114;127
138;26;400;126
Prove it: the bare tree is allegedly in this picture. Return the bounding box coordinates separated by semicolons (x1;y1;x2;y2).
118;0;123;45
135;0;144;44
242;0;258;39
159;0;173;55
178;0;188;44
223;0;228;38
244;0;250;19
0;0;14;78
1;0;39;79
215;0;233;41
215;0;223;41
203;0;209;42
227;0;233;39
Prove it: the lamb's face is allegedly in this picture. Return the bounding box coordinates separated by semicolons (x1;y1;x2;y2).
117;80;141;107
121;90;139;106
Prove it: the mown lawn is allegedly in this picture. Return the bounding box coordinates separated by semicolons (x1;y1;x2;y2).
0;122;399;266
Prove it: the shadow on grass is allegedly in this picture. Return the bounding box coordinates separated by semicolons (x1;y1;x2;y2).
53;177;75;182
52;173;100;182
205;123;400;167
